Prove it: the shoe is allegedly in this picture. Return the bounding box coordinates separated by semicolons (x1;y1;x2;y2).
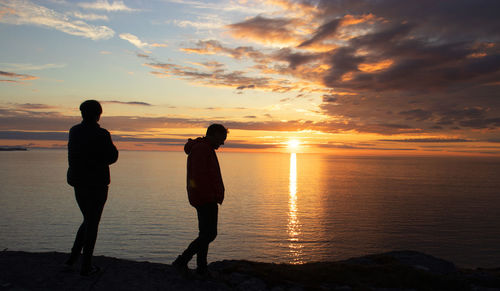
80;265;101;276
193;267;216;280
62;255;78;272
65;253;79;266
172;256;189;274
195;266;207;276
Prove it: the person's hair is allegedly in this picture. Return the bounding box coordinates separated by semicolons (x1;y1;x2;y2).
206;124;228;137
80;100;102;121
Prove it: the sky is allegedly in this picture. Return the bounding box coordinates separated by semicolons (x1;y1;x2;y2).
1;0;500;155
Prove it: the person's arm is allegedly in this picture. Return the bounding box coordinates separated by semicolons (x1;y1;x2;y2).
68;127;85;168
208;154;224;204
102;130;118;165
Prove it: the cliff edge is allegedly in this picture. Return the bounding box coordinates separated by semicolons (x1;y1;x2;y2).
0;250;499;290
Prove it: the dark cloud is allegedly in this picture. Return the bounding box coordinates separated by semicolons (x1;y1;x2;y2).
322;94;337;103
16;103;56;110
236;84;255;90
0;106;310;133
0;106;204;132
316;0;500;41
146;62;296;92
0;71;38;83
380;138;472;143
175;0;498;138
1;105;499;153
181;40;266;61
8;99;493;138
227;15;300;45
112;136;184;143
299;18;342;48
0;130;282;150
128;0;500;142
399;109;432;121
273;48;323;70
0;130;185;144
0;131;68;140
222;142;280;149
102;101;152;106
202;107;248;111
316;142;416;151
170;40;327;93
293;1;500;136
459;117;500;129
321;28;500;92
0;110;78;131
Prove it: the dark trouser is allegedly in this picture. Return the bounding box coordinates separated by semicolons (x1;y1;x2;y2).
69;185;108;269
180;202;218;269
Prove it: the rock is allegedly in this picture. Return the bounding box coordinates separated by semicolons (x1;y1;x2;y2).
229;272;250;286
236;277;267;291
382;251;457;275
0;250;499;290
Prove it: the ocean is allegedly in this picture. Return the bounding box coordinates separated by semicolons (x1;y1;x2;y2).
1;149;499;268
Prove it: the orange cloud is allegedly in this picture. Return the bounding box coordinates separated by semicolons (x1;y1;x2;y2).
150;43;167;48
264;0;318;18
340;14;381;26
146;61;296;92
181;40;268;63
181;40;230;56
186;61;225;69
358;59;394;72
0;7;16;18
227;16;303;46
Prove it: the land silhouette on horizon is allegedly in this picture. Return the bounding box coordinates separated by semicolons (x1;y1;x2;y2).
0;250;499;290
0;147;27;151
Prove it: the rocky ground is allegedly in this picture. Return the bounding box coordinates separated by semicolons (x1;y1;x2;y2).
0;250;499;290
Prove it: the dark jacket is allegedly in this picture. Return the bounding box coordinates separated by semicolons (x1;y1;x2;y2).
67;121;118;187
185;137;224;207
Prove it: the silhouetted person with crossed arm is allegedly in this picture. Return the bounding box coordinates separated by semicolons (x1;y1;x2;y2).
65;100;118;276
173;124;227;276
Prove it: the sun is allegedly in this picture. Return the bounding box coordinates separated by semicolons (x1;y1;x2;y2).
287;139;300;149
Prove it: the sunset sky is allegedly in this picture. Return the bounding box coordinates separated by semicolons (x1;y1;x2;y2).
1;0;500;154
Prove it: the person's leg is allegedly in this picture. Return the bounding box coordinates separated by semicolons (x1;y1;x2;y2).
80;186;108;273
66;187;90;265
174;203;218;270
196;203;218;272
175;210;204;264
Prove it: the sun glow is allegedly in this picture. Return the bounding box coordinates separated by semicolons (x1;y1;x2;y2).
288;139;300;150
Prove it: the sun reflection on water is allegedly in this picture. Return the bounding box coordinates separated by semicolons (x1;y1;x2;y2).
287;153;303;264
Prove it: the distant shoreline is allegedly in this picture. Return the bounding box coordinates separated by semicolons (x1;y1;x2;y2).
0;147;27;151
0;250;498;290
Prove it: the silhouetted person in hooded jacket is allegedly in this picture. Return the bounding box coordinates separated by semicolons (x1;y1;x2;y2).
173;124;227;275
65;100;118;276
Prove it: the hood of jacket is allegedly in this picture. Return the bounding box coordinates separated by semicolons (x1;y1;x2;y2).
184;137;210;154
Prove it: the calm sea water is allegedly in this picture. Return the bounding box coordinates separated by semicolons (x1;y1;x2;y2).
1;150;499;268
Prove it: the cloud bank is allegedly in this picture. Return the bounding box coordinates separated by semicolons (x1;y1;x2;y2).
0;0;114;40
119;33;167;50
152;0;500;140
78;0;137;12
